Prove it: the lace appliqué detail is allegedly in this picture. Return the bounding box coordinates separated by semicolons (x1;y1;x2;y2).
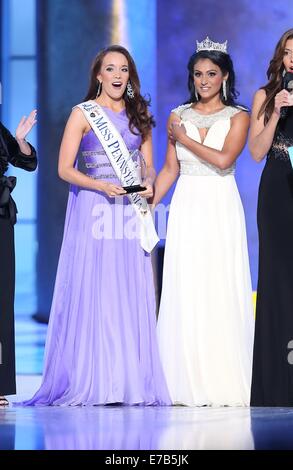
267;132;293;162
171;104;192;117
180;105;242;128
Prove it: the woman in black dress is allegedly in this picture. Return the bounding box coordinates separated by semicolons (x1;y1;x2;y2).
250;29;293;406
0;110;37;406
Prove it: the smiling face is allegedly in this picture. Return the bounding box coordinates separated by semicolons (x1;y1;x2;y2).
97;51;129;100
283;38;293;73
193;58;227;100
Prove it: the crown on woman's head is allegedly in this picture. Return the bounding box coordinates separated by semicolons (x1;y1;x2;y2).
196;36;228;54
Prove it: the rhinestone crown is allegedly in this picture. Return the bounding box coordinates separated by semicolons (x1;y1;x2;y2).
196;36;228;54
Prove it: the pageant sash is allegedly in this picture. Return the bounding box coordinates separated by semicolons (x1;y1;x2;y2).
77;100;159;253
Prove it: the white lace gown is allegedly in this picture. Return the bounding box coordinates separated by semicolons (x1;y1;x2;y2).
157;105;254;406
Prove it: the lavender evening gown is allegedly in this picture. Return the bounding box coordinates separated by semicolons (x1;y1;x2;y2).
22;106;171;406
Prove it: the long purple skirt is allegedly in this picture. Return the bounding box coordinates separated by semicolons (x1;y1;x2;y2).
20;185;170;406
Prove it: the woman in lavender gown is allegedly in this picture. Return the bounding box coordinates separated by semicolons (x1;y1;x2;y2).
22;45;170;406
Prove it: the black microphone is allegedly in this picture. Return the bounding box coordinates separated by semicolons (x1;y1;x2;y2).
280;72;293;119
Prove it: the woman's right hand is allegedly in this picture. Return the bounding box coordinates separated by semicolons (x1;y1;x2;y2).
168;116;181;142
99;181;126;198
274;89;292;116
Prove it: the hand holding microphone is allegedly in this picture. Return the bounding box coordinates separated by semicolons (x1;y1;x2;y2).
280;72;293;168
279;72;293;119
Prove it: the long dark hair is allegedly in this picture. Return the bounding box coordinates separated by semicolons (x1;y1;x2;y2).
186;50;240;107
84;45;155;141
258;29;293;123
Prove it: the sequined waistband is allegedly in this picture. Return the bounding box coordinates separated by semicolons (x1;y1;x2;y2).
87;173;118;180
82;149;137;164
180;161;235;177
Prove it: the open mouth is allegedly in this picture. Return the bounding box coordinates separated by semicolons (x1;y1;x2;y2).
112;81;123;89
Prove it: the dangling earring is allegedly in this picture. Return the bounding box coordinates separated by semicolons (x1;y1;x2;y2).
96;80;102;97
282;68;286;78
126;81;134;99
222;80;227;101
194;88;199;101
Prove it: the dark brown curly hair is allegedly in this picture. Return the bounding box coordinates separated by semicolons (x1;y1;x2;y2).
258;29;293;123
84;45;155;142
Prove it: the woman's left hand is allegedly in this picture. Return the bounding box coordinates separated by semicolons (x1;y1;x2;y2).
288;91;293;107
15;109;37;141
139;181;153;199
170;121;187;143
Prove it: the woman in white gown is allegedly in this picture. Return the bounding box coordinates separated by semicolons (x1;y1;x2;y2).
154;38;254;406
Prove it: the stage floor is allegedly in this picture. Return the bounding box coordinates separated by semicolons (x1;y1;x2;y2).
1;317;292;450
0;375;293;450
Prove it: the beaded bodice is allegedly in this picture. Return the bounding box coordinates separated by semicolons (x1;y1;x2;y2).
267;131;293;163
172;104;242;176
267;107;293;164
78;106;142;182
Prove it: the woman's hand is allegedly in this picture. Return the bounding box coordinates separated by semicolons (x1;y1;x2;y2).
168;116;181;141
287;91;293;107
274;90;293;116
15;109;37;141
139;181;153;199
99;181;126;197
170;121;187;143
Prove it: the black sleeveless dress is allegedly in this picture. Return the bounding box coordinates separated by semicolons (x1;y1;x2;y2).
251;108;293;406
0;122;37;396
